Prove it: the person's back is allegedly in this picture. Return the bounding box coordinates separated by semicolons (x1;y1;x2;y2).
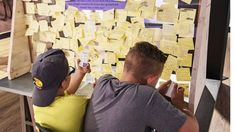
32;49;91;132
84;74;186;132
84;42;199;132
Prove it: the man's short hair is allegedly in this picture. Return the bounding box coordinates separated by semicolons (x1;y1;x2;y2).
124;41;167;83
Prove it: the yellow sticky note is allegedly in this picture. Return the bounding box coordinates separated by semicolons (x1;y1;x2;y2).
73;26;84;39
175;21;194;37
162;24;176;36
178;54;193;67
176;68;191;81
181;0;192;4
55;0;65;12
161;68;172;80
39;31;56;43
103;9;114;21
131;17;145;28
37;3;49;16
36;42;46;53
25;28;34;36
29;20;39;33
157;4;179;23
25;2;35;14
39;20;48;32
70;38;79;51
160;40;177;55
164;55;178;71
63;22;73;38
42;0;52;3
153;28;162;42
108;29;125;40
115;10;127;22
140;7;156;19
179;8;197;23
25;14;34;25
102;64;113;74
59;37;71;49
177;38;194;50
104;52;117;64
138;28;154;43
51;14;65;31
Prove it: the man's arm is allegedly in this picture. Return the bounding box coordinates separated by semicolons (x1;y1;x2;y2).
66;59;91;94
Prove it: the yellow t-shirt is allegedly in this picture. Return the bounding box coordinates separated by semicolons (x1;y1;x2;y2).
33;92;88;132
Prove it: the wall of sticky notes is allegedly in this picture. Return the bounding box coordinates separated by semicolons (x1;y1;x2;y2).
23;0;198;98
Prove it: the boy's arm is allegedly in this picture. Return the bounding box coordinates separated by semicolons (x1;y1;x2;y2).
170;85;199;132
66;59;91;94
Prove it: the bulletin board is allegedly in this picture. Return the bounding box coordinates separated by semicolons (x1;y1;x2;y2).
8;0;212;112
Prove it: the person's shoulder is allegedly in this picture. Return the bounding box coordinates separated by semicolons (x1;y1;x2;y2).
97;74;116;83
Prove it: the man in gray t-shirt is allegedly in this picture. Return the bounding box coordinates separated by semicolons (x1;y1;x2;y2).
84;42;198;132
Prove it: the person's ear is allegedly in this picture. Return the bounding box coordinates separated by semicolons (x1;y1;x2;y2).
146;74;159;87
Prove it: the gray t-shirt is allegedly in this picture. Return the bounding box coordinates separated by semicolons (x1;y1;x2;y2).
84;74;186;132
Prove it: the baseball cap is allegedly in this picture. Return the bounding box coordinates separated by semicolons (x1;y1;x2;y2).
32;49;69;107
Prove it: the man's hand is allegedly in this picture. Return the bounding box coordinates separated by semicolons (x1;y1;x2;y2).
157;80;172;96
171;84;185;110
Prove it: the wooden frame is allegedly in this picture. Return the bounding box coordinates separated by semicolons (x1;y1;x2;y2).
7;0;214;113
7;0;32;80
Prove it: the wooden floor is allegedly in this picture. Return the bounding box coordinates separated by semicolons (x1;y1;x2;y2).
0;91;22;132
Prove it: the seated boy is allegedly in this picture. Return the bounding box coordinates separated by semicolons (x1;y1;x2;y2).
32;49;90;132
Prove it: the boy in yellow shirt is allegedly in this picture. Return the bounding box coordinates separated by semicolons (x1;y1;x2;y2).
32;49;90;132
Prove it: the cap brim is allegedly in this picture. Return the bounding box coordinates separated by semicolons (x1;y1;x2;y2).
32;83;60;107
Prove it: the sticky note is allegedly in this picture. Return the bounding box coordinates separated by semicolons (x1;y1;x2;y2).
175;21;195;37
39;31;56;43
25;28;34;36
164;55;178;71
102;64;113;74
160;40;177;55
161;68;172;80
29;20;39;33
115;10;127;22
63;22;73;38
131;17;145;28
36;42;46;53
178;54;193;67
79;51;89;67
179;8;197;23
25;2;35;14
157;4;179;23
181;0;192;4
103;9;114;21
37;3;49;16
177;38;194;50
39;20;48;32
42;0;52;3
176;68;191;81
59;37;70;49
104;52;116;64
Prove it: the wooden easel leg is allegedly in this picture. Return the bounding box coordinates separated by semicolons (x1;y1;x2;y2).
20;95;26;132
27;97;37;132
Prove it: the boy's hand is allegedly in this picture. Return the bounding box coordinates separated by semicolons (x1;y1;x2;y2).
77;59;91;74
158;80;172;96
171;84;185;110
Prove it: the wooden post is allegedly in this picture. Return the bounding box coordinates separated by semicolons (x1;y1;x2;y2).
189;0;212;113
7;0;32;80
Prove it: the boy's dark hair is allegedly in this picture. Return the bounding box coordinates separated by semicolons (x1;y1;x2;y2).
124;41;167;83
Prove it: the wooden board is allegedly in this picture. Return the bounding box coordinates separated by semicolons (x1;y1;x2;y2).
7;0;31;80
189;0;211;113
